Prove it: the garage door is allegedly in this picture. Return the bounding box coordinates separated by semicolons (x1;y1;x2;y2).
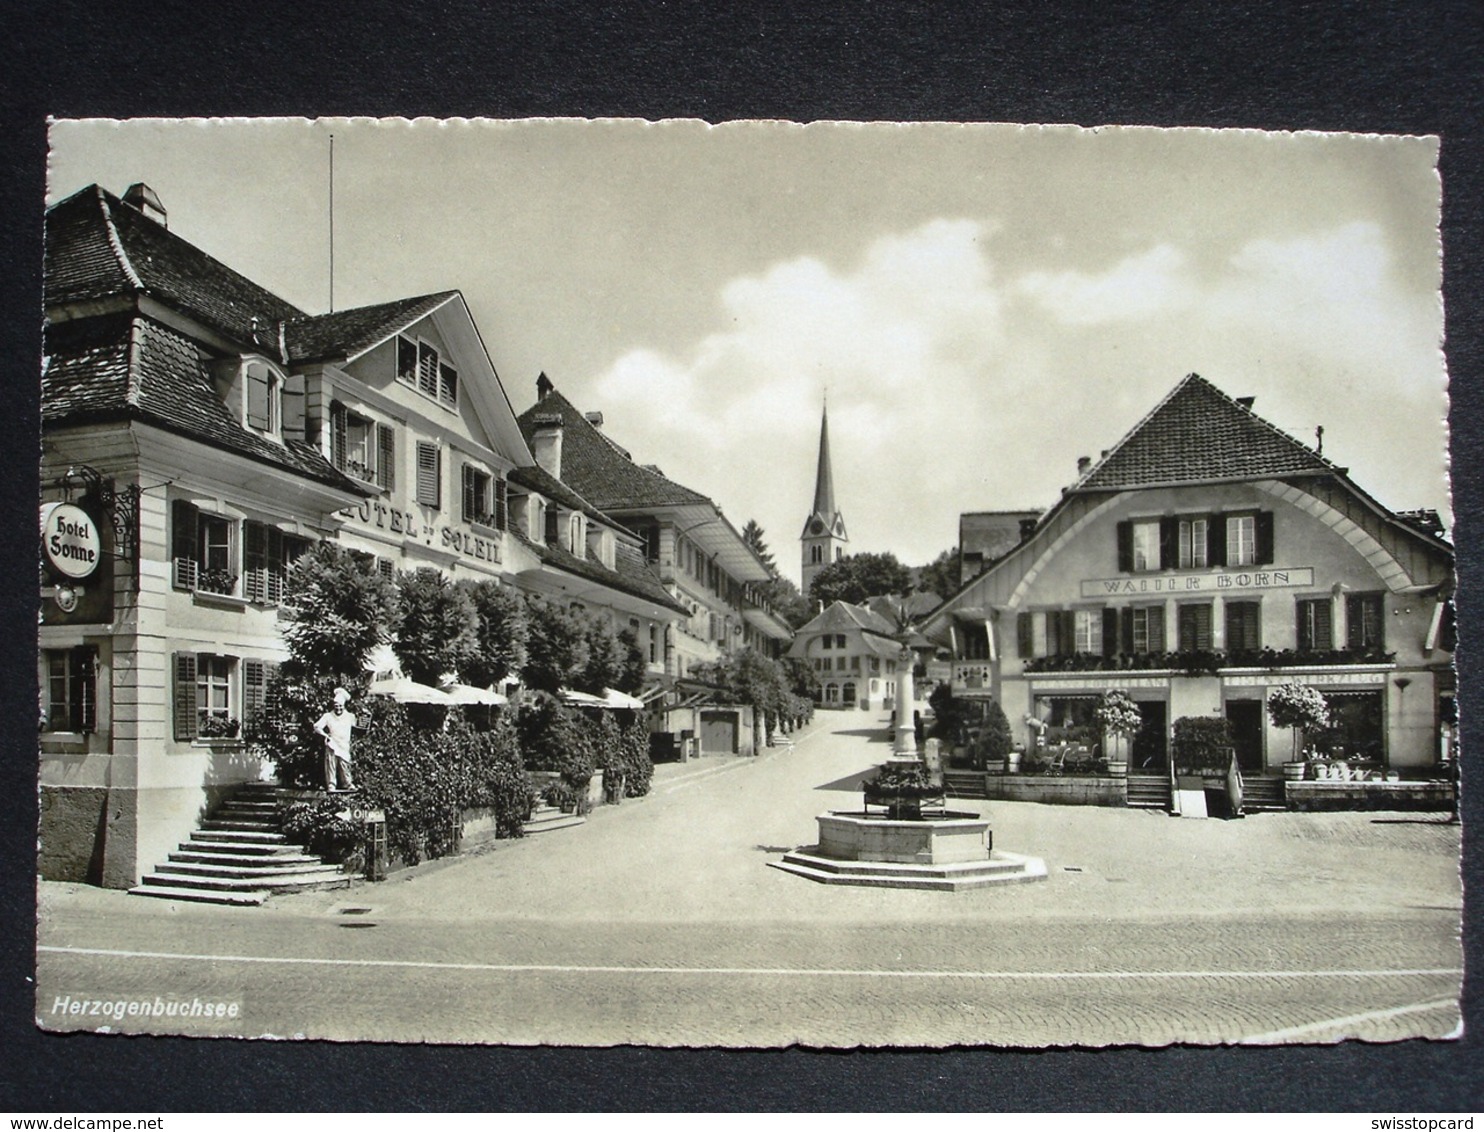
700;710;738;754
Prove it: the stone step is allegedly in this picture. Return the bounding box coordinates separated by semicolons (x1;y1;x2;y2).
179;838;303;856
170;848;327;868
156;859;344;881
200;818;281;833
770;850;1047;892
215;801;280;815
524;808;586;834
128;884;267;906
190;828;290;845
139;870;348;894
778;849;1031;881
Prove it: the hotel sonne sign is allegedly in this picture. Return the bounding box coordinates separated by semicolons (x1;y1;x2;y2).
1079;566;1315;599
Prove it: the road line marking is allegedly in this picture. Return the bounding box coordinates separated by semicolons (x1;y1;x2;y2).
1240;997;1460;1043
36;946;1462;983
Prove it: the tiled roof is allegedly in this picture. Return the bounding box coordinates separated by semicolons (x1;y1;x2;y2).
42;314;361;491
797;600;898;638
282;292;459;363
516;387;709;510
46;186;306;349
512;530;688;614
1074;373;1336;491
507;464;614;527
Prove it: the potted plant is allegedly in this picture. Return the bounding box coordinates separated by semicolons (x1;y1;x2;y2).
1094;690;1141;775
1268;682;1330;780
1006;745;1024;774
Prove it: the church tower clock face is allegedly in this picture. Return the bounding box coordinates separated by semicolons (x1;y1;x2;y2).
810;518;825;535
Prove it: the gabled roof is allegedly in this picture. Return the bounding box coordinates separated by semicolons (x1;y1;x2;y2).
517;386;709;510
282;292;460;364
42;313;362;491
1071;373;1337;492
796;600;898;638
46;185;306;349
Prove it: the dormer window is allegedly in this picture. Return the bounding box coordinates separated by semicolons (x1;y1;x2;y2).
244;361;282;438
398;335;458;408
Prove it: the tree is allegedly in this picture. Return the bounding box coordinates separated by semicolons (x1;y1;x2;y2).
694;647;791;745
742;519;777;575
575;610;627;694
393;568;479;685
807;551;912;607
277;542;398;681
522;596;590;693
615;627;648;694
782;655;821;701
756;573;814;629
915;547;960;599
459;579;529;689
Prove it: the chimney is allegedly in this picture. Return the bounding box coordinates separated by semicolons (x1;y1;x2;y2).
536;372;554;401
1236;396;1256;411
1076;455;1091;476
529;413;563;479
121;183;167;228
1018;517;1038;541
584;411;604;429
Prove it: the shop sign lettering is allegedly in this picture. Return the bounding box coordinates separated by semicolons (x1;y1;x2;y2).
343;499;420;537
1080;566;1313;599
441;526;502;565
41;502;102;580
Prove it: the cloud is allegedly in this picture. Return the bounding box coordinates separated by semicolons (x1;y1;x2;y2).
1016;244;1191;324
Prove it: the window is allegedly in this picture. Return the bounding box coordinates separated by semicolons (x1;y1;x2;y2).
397;336;418;386
171;500;237;595
1177;603;1213;652
835;547;843;561
1297;597;1333;650
569;513;583;554
196;655;232;728
406;340;459;407
835;634;846;649
439;363;458;406
174;652;236;741
1178;518;1208;569
649;625;658;663
1129;606;1165;654
810;545;822;564
416;442;441;508
377;558;396;583
44;647;96;732
243;521;310;604
1226;601;1261;653
1073;609;1100;654
462;465;494;526
544;503;560;545
1118;519;1161;572
1347;593;1385;650
331;406;394;489
1227;515;1256;567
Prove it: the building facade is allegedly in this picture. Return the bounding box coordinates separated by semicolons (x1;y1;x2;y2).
788;601;904;710
923;374;1455;774
40;184;685;887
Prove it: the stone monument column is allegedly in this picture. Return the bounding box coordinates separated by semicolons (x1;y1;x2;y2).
893;642;917;756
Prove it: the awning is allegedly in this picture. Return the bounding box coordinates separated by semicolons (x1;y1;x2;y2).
438;681;508;706
602;687;646;709
369;676;456;704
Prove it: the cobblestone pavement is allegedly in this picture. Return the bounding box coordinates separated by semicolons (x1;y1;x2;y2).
36;709;1464;1048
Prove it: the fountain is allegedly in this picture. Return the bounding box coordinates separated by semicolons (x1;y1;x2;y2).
772;633;1047;891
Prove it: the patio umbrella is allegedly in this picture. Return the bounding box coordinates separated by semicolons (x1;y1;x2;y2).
560;689;608;708
438;682;508;706
369;676;457;704
601;687;645;710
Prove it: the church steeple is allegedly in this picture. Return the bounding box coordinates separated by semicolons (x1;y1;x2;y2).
801;403;848;595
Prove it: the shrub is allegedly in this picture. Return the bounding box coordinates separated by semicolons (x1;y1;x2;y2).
278;542;397;680
522;597;591;693
459;579;529;689
463;710;530;838
278;798;362;867
1171;716;1235;774
598;713;654;798
517;692;597;793
1095;689;1143;737
250;671;369;788
969;698;1014;765
393;568;479;686
353;700;464;865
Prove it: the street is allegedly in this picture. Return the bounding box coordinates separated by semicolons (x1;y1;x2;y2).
37;710;1463;1047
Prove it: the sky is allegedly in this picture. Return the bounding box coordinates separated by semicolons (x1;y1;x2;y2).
47;119;1448;587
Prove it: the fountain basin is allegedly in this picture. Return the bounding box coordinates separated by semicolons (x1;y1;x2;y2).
818;810;991;865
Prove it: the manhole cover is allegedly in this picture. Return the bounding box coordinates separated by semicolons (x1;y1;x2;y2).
1062;865;1083;873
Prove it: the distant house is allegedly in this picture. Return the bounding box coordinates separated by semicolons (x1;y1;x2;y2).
517;376;793;684
922;373;1455;775
959;510;1041;582
788;601;909;710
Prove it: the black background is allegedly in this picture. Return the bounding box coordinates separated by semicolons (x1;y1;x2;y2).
2;0;1480;1112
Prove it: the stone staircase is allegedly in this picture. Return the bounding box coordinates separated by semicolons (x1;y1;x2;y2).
1241;775;1288;812
1125;772;1173;810
129;784;350;906
523;803;586;835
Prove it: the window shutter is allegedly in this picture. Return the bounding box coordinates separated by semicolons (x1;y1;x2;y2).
281;374;306;440
439;363;458;405
376;424;395;490
171;499;200;564
1120;608;1134;654
544;504;559;545
1016;612;1032;659
1255;511;1275;565
462;465;475;523
174;652;198;741
242;659;269;728
494;477;508;531
243;521;268;571
330;402;347;470
1148;609;1165;652
1159;518;1178;572
1102;607;1118;657
1207;513;1227;567
416;442;441;508
245;365;271;430
1116;521;1133;573
418;343;439;398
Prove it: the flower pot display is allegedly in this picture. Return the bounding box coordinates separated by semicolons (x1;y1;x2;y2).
1006;750;1022;773
1283;761;1306;781
1105;759;1128;776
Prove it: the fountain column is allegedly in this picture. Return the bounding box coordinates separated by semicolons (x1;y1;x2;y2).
893;642;917;756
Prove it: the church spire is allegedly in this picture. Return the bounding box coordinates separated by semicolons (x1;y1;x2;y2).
801;401;848;594
812;404;838;520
